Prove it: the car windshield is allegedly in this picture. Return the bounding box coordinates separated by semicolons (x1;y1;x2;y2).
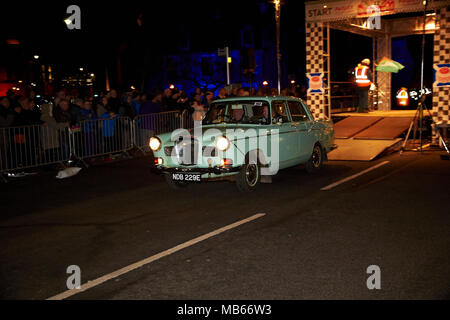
203;100;271;125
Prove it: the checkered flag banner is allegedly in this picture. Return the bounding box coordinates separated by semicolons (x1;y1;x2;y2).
432;6;450;125
305;22;326;120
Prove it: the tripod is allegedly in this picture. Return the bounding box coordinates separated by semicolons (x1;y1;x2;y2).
400;96;449;155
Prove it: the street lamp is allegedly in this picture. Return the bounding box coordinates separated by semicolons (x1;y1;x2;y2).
273;0;281;95
33;55;39;60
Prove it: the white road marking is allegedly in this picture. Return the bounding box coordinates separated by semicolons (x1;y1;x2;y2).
320;161;390;191
47;213;266;300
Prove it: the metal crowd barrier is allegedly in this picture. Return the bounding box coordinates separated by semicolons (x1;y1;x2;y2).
0;110;194;176
134;110;191;152
70;116;134;160
0;124;70;173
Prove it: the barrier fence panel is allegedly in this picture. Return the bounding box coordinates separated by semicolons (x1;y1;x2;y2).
0;111;195;175
0;124;70;173
134;111;191;151
70;116;134;160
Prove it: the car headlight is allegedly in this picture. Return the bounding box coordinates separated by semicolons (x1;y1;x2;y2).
216;136;230;151
149;137;161;151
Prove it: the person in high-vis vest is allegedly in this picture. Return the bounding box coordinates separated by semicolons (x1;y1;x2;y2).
355;59;373;113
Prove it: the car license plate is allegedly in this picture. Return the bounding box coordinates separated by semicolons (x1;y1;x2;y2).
172;173;202;183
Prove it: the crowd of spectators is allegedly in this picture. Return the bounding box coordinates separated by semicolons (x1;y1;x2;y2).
0;84;307;130
0;84;308;169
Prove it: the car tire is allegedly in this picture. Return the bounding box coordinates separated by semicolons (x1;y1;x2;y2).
236;163;261;192
165;173;188;190
305;143;323;173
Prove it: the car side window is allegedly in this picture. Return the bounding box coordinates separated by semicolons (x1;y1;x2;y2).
271;101;289;123
288;101;309;122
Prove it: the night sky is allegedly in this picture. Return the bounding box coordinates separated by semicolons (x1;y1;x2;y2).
1;0;434;93
2;1;300;82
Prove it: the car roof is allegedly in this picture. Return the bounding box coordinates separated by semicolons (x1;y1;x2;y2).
212;96;305;103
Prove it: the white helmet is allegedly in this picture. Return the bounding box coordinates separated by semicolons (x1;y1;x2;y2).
362;59;371;66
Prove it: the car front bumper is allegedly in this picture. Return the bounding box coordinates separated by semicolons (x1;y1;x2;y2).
154;165;241;175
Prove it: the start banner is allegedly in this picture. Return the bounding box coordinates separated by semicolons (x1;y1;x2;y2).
305;0;448;22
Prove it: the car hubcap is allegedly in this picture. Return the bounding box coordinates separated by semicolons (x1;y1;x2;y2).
246;164;258;187
312;146;321;168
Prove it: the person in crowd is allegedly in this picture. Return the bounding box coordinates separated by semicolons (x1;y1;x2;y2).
7;97;41;167
194;87;204;99
162;88;178;112
119;93;135;118
108;89;122;114
11;97;39;126
0;97;14;128
96;96;110;118
55;89;66;101
217;88;227;99
71;98;84;124
131;92;142;118
140;94;162;115
281;88;289;96
237;88;249;97
176;92;190;113
78;100;97;157
203;91;214;109
6;89;15;101
191;100;207;123
40;102;69;163
53;99;73;159
192;93;203;104
54;99;73;125
100;110;117;156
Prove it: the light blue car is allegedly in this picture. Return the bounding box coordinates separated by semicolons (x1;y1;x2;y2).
150;96;336;192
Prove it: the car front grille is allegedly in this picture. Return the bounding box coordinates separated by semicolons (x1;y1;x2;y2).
174;138;199;166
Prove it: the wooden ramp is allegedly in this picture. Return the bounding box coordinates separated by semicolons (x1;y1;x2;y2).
328;138;402;161
353;117;413;140
333;116;383;139
334;110;418;118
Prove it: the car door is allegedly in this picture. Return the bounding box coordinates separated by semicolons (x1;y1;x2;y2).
271;100;298;167
287;100;316;163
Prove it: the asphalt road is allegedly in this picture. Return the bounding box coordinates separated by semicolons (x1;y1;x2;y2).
0;150;449;300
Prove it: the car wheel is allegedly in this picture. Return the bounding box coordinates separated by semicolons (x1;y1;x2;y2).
236;163;260;192
305;144;323;173
165;173;188;190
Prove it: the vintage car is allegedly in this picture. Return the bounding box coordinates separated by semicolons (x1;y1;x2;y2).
150;96;336;192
